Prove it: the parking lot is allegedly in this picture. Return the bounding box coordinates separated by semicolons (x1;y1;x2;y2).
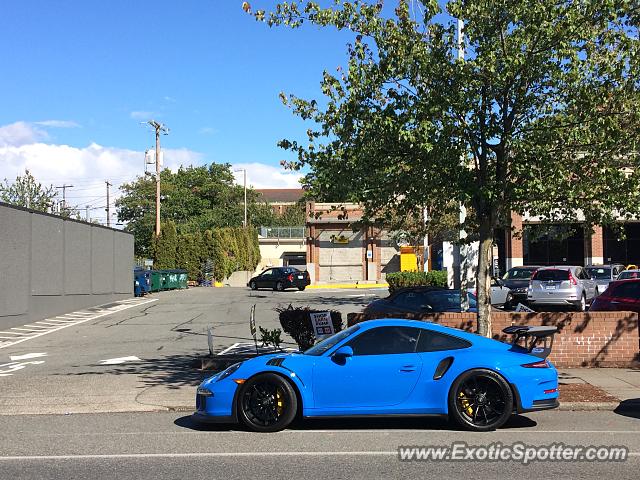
0;287;386;415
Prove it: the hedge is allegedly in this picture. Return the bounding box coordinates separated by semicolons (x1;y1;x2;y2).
386;270;448;293
154;223;261;281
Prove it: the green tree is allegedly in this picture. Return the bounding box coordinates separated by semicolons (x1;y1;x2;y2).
251;0;640;336
154;220;178;269
116;163;295;256
209;229;229;281
0;169;56;212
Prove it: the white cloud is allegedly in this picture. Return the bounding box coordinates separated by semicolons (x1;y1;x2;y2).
198;127;218;135
130;111;156;120
232;162;303;189
34;120;80;128
0;121;48;147
0;127;203;223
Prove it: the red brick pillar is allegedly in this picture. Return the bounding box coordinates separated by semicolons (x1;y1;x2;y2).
505;212;524;268
589;226;604;265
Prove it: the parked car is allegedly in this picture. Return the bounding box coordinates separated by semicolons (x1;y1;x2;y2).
616;269;640;280
363;287;477;318
248;267;310;291
501;266;542;308
584;264;625;294
193;319;559;432
590;279;640;313
527;266;597;311
466;278;510;308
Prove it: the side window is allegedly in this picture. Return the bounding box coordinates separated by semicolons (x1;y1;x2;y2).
576;268;585;280
392;291;426;310
347;327;420;355
417;330;471;352
261;269;273;278
613;282;640;299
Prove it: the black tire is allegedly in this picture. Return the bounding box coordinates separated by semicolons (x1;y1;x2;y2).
298;286;306;291
237;373;298;432
575;294;587;312
448;369;513;432
504;293;513;310
275;281;284;292
249;281;257;291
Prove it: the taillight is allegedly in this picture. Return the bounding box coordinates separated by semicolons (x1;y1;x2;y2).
544;388;558;394
288;274;293;282
568;271;577;285
521;360;550;368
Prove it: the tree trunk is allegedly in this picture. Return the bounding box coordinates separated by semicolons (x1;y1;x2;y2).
476;216;493;337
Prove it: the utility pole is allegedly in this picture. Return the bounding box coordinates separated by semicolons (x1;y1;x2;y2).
147;120;169;237
234;168;248;227
55;184;74;212
85;205;90;222
243;169;247;228
105;181;112;227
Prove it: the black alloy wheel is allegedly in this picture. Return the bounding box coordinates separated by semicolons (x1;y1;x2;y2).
449;369;513;432
249;281;257;290
275;281;284;292
238;373;297;432
504;292;513;310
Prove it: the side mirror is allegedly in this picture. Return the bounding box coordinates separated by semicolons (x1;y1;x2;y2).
493;278;504;287
332;345;353;360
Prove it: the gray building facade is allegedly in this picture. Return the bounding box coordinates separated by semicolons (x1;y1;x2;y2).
0;201;133;329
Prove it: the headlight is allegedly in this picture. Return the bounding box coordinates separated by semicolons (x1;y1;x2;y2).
197;386;213;397
216;362;242;382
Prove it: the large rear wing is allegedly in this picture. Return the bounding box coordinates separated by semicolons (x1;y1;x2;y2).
502;325;557;359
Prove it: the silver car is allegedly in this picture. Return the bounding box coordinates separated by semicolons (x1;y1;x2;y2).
585;264;625;294
527;266;597;311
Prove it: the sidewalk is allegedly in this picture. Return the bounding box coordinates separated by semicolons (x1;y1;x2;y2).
558;368;640;411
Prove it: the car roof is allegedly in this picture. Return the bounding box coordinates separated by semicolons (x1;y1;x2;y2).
510;265;541;269
619;269;640;273
536;265;581;270
585;264;620;268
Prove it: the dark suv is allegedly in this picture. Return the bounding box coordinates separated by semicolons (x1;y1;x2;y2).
248;267;311;291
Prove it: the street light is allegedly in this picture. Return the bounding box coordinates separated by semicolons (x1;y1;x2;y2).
234;168;248;228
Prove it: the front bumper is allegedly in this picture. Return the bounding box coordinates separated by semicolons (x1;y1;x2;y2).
191;412;237;424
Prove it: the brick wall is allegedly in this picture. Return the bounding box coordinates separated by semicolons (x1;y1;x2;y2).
348;311;640;368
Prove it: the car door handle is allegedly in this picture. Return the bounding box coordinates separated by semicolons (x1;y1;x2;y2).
400;365;417;372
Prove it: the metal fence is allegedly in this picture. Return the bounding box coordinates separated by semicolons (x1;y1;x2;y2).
259;226;306;238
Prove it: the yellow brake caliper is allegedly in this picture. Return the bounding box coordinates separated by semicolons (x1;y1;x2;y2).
276;388;284;416
458;391;474;416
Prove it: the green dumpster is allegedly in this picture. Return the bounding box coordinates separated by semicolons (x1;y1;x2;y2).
159;270;171;290
176;270;188;289
150;270;162;292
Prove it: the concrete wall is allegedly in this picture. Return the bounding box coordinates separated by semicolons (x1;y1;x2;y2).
256;239;306;273
0;202;133;329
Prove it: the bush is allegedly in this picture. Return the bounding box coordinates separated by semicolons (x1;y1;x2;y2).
276;305;343;351
386;270;448;293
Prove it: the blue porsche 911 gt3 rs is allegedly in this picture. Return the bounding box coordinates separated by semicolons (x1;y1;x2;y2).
193;319;559;432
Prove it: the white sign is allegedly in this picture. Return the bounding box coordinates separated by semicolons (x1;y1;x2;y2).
366;250;373;259
310;312;335;337
514;303;535;313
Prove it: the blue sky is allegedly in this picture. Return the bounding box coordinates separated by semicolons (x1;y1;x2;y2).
0;0;359;218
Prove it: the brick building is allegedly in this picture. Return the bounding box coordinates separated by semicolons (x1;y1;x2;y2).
305;202;399;284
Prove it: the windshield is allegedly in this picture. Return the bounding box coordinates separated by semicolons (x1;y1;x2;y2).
585;267;611;280
304;325;360;356
618;271;640;280
503;268;537;280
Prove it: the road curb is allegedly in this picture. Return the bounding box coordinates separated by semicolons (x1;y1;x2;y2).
306;283;388;290
558;401;621;411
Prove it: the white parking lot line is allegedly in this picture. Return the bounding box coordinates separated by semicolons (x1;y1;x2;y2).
0;298;158;350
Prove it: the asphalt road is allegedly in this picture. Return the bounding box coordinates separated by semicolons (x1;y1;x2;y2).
0;410;639;479
0;287;386;414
